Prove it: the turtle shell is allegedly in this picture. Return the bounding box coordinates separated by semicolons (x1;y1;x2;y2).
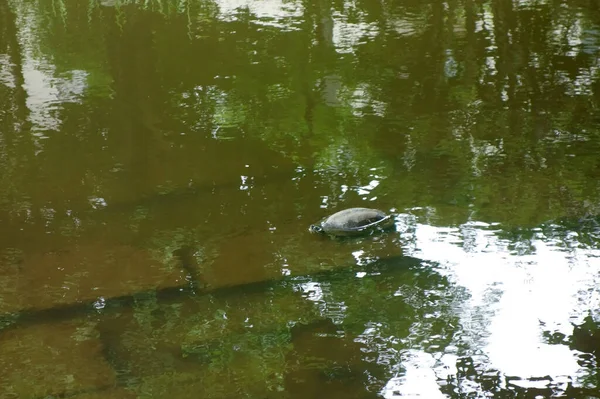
309;207;395;237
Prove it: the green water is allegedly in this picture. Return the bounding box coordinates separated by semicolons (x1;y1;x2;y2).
0;0;599;397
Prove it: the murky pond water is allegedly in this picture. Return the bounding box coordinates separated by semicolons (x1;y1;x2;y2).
1;0;599;397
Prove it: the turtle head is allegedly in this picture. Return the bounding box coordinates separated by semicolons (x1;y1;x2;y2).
309;224;324;234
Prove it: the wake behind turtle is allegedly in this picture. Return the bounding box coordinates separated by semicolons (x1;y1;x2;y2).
309;207;396;237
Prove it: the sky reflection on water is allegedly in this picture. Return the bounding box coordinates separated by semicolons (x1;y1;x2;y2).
378;219;599;396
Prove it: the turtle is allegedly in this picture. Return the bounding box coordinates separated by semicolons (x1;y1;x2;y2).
309;207;396;237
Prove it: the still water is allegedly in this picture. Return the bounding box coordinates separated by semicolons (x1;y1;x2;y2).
0;0;599;397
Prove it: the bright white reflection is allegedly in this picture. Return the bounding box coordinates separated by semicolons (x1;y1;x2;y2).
298;281;348;325
381;220;600;396
0;54;17;89
382;350;447;399
332;15;379;54
357;179;380;196
12;2;88;138
351;84;387;117
298;281;323;302
88;196;108;209
216;0;304;29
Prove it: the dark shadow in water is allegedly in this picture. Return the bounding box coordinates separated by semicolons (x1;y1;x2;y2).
439;356;594;399
0;253;424;331
285;318;383;399
568;315;600;398
94;254;429;397
0;285;193;333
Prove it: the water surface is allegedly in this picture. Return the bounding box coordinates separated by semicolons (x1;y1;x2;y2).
0;0;599;397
